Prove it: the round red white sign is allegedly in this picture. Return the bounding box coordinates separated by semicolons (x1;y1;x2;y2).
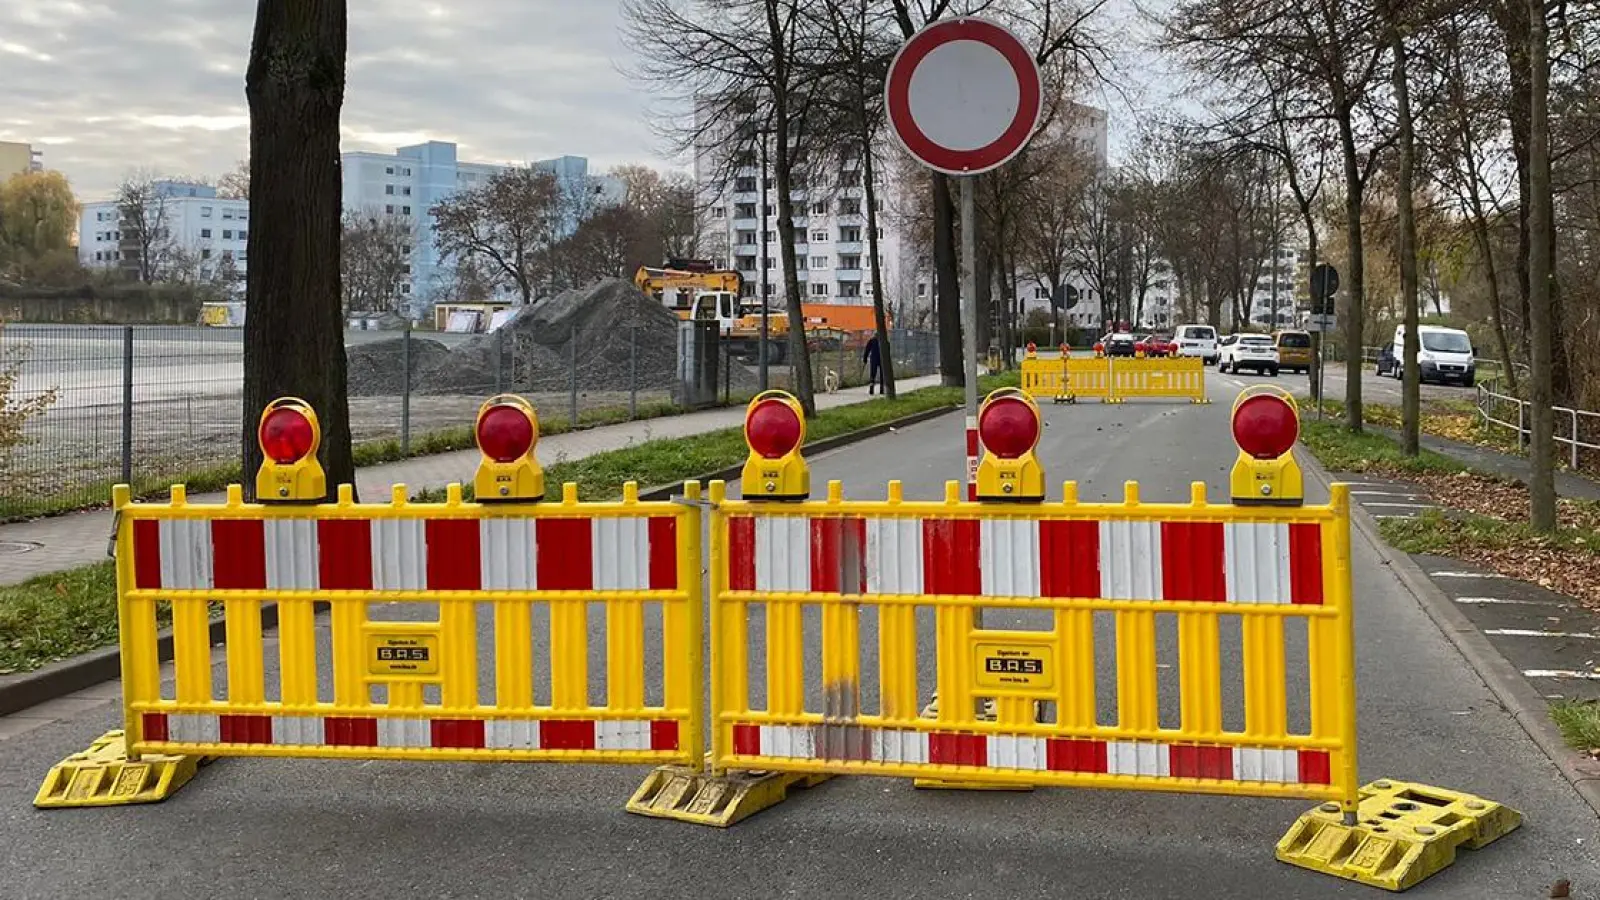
885;18;1043;176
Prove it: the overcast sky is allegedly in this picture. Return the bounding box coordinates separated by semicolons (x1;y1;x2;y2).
1;1;1172;202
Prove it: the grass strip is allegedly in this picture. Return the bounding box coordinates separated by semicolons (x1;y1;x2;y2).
1549;700;1600;756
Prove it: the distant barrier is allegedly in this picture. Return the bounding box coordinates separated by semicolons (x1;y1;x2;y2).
1021;356;1205;404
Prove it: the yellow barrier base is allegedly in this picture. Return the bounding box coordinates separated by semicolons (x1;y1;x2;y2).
1276;780;1522;892
35;730;205;809
626;763;831;827
911;695;1037;792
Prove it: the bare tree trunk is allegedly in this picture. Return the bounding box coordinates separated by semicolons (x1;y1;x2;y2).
1393;28;1422;456
242;0;354;498
1469;221;1518;393
862;141;895;399
1337;113;1366;432
1526;0;1556;532
933;173;963;386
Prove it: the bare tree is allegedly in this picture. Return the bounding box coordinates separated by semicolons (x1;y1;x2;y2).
116;171;175;283
217;159;251;200
1526;0;1556;531
430;167;563;305
610;164;700;261
551;204;651;288
242;0;355;497
341;210;412;315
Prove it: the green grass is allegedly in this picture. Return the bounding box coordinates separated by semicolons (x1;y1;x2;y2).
1550;700;1600;754
0;562;133;674
1378;507;1599;557
1298;418;1468;476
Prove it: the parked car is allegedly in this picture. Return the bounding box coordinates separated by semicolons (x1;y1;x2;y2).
1388;325;1477;386
1274;330;1313;374
1376;343;1397;377
1218;333;1280;376
1140;333;1177;357
1173;324;1220;365
1101;332;1138;357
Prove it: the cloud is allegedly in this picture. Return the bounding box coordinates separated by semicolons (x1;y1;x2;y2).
0;0;679;199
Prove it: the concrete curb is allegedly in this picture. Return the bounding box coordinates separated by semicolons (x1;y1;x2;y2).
1300;451;1600;817
0;402;959;718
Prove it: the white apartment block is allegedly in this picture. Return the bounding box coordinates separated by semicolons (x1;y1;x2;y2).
79;181;250;282
1250;246;1300;327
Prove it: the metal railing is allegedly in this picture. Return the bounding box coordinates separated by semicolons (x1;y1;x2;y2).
1476;379;1600;471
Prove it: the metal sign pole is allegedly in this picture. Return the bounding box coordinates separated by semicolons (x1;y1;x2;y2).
961;175;979;501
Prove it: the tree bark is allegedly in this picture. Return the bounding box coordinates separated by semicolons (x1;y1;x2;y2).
933;173;963;386
1337;111;1366;432
862;138;895;399
1393;28;1422;457
242;0;354;499
1526;0;1557;532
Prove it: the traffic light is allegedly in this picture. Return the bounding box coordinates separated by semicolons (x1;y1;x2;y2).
255;397;326;503
741;390;809;500
976;388;1045;502
1229;387;1304;505
473;395;545;502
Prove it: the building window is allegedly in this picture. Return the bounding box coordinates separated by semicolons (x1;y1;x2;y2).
838;199;861;215
839;227;861;242
811;202;827;215
402;283;411;294
811;230;828;242
766;258;775;269
735;177;757;192
239;230;248;241
810;256;827;269
917;282;927;297
737;231;757;245
764;230;775;243
838;255;861;270
712;207;725;218
401;187;411;196
386;166;394;175
810;283;829;297
201;229;212;238
735;203;756;218
838;282;861;298
201;206;213;218
385;185;395;195
201;249;212;260
402;206;411;215
223;230;233;240
1035;286;1050;300
386;204;394;214
402;167;411;176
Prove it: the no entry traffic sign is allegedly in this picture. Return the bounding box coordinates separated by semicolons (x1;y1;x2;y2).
885;17;1043;176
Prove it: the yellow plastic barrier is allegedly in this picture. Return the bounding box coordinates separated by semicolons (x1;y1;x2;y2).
37;478;703;807
1021;357;1206;404
705;477;1358;808
1111;356;1208;404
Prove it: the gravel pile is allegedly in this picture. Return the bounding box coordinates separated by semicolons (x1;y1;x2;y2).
345;335;452;397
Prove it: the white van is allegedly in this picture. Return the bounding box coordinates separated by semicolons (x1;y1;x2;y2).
1388;325;1476;386
1173;324;1220;365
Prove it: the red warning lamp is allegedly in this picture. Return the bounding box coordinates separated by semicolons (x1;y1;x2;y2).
1230;387;1304;505
741;390;809;500
259;406;315;464
474;395;544;501
254;397;325;502
1093;342;1105;357
978;395;1040;459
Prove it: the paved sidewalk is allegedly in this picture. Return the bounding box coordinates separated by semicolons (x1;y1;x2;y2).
0;375;943;585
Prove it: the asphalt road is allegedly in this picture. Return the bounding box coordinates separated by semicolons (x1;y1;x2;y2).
1222;360;1478;407
1;382;1595;898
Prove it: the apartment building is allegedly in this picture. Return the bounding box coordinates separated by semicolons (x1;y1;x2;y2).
0;140;44;181
78;181;249;282
1250;246;1301;327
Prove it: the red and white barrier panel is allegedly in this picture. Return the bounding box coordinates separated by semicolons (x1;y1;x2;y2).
141;712;680;752
730;723;1331;785
725;515;1325;604
128;516;679;593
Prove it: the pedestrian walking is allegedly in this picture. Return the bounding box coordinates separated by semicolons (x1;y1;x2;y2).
863;334;883;395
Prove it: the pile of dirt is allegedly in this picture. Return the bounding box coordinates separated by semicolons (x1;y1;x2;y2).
345;335;453;397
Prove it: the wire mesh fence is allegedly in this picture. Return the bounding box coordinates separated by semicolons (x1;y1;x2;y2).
1;323;942;520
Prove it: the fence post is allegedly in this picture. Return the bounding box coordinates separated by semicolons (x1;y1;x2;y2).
121;325;133;485
1572;408;1581;471
401;323;412;456
629;323;638;421
568;328;579;427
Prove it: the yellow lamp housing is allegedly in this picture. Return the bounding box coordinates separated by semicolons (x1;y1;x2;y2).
255;397;326;502
741;390;809;501
473;394;545;502
976;388;1045;502
1024;342;1038;360
1229;386;1305;506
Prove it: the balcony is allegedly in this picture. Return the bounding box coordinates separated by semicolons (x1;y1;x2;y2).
834;240;864;254
834;268;863;282
732;218;759;230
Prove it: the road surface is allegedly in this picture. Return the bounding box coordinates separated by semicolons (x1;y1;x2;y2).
0;379;1592;898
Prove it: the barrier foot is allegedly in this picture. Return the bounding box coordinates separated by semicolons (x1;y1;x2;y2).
626;762;830;827
1276;780;1522;892
35;730;205;809
911;695;1036;792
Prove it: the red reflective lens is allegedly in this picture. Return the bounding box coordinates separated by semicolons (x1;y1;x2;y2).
746;399;802;459
477;405;535;463
259;408;314;464
1232;395;1299;459
979;397;1039;459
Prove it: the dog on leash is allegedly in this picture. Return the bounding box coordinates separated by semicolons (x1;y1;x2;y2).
823;368;840;393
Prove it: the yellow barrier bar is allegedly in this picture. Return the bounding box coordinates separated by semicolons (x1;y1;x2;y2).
1178;612;1223;737
173;594;212;706
768;600;804;718
709;481;743;773
877;482;920;722
1330;485;1360;812
278;597;318;707
607;485;648;712
114;486;160;750
1243;616;1288;739
495;600;534;709
675;481;704;771
1115;609;1158;732
820;482;863;721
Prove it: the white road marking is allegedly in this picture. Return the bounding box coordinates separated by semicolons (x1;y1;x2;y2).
1430;571;1506;579
1524;669;1600;680
1352;491;1428;499
1373;514;1415;519
1485;628;1599;640
1363;502;1435;509
1454;596;1551;606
